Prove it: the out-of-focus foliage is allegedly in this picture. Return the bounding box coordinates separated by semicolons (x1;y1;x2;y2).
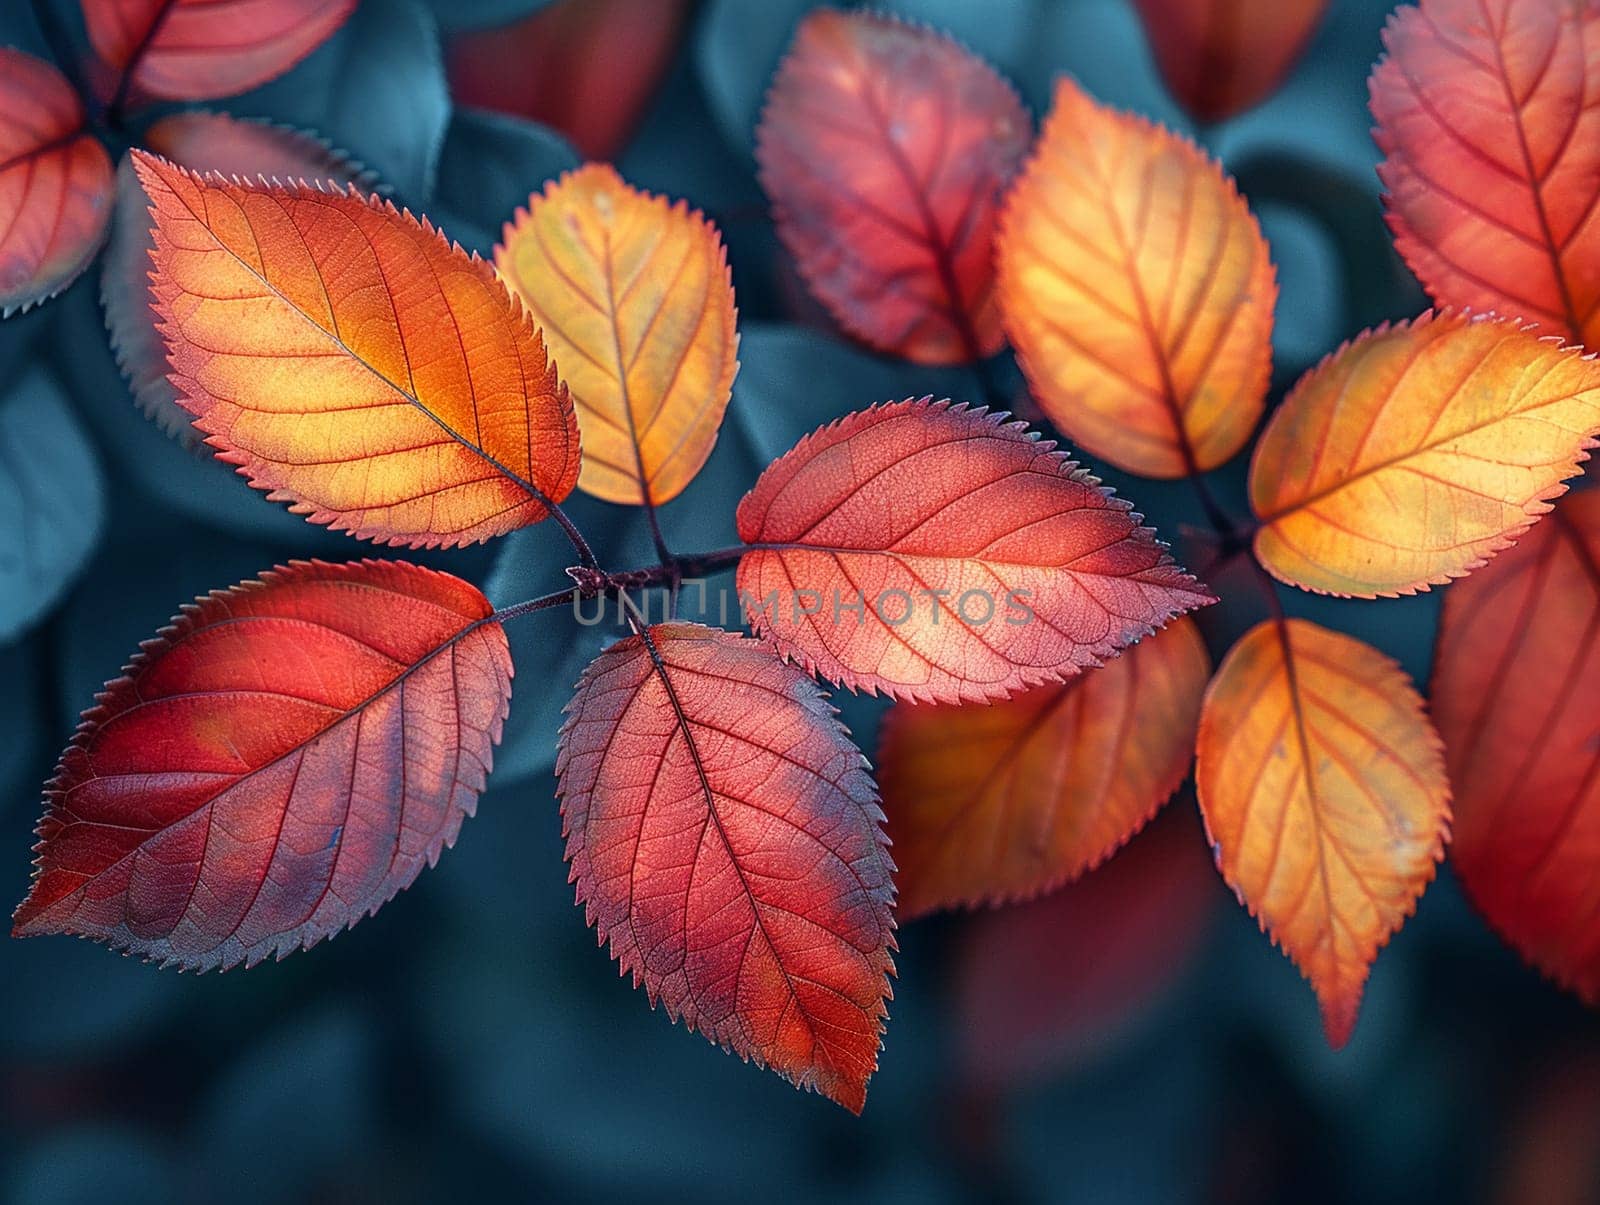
1;0;1596;1199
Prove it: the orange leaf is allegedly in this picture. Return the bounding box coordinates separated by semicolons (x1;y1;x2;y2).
494;164;739;506
1196;618;1450;1047
446;0;690;160
0;48;113;316
879;616;1210;917
1251;311;1600;597
1132;0;1329;123
83;0;357;102
1432;490;1600;1003
756;9;1030;365
13;560;512;969
133;151;581;546
996;78;1276;479
734;399;1214;704
105;113;372;444
558;623;896;1113
1371;0;1600;346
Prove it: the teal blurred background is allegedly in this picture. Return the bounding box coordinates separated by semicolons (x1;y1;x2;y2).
2;1;1597;1201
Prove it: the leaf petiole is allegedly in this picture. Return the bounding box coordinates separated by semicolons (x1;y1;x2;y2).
492;545;750;626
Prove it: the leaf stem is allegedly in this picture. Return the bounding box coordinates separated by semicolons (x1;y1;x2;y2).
538;494;599;571
491;586;582;624
102;0;177;128
500;545;749;628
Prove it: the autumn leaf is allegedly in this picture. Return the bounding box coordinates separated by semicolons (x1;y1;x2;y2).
494;164;739;506
996;78;1276;479
447;0;691;160
557;623;895;1113
954;805;1219;1089
0;48;113;317
1251;311;1600;597
735;399;1213;703
83;0;358;102
1371;0;1600;346
133;151;581;546
1196;618;1450;1047
1432;490;1600;1004
878;616;1209;917
12;560;512;969
1132;0;1329;123
756;9;1030;365
104;113;373;444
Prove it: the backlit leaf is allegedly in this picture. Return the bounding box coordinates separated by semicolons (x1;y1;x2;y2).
104;113;373;444
1251;311;1600;597
495;164;739;505
558;623;895;1113
447;0;690;159
1195;618;1450;1047
1132;0;1329;123
734;398;1213;704
756;9;1030;364
82;0;358;102
133;151;581;546
1371;0;1600;346
879;616;1209;917
13;560;512;969
997;77;1276;479
1431;490;1600;1003
0;370;105;640
0;48;113;316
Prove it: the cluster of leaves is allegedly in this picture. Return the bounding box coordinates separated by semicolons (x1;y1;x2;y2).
3;0;1600;1116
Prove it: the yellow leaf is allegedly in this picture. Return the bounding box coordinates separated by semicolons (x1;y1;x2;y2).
1195;619;1450;1047
996;77;1275;479
495;164;739;505
1251;311;1600;597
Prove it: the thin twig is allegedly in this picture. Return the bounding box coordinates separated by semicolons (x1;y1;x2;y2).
543;496;600;571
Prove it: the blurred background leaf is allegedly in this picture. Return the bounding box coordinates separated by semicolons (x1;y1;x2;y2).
0;370;102;642
233;0;449;203
0;1;1593;1201
429;108;579;253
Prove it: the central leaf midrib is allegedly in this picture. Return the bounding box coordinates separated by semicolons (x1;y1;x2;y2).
166;177;549;505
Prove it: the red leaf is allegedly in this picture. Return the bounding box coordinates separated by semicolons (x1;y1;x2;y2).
734;399;1213;703
954;806;1219;1089
0;48;113;316
1371;0;1600;345
446;0;690;159
1432;490;1600;1002
756;9;1031;364
83;0;358;102
1132;0;1329;123
13;560;512;970
558;623;896;1112
104;112;372;443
